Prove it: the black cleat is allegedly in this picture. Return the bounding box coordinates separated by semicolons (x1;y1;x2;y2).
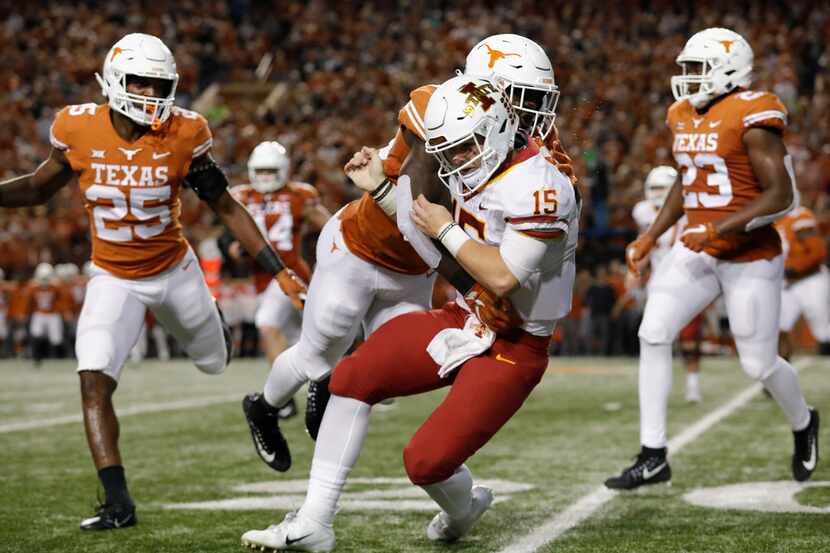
80;502;136;531
792;408;819;482
277;397;298;420
242;393;291;472
605;447;671;490
305;376;331;441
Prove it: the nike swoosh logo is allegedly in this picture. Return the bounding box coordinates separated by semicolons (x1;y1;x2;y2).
495;353;516;365
253;437;275;463
642;462;666;480
285;533;313;546
153;151;172;159
182;260;193;271
113;513;133;528
802;442;817;471
709;121;721;128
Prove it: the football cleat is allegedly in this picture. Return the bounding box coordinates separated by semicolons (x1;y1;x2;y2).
242;393;291;472
305;376;331;441
241;511;335;552
792;408;819;482
604;447;671;490
426;485;494;543
80;501;136;531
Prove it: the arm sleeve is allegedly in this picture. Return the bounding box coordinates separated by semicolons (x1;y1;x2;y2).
741;92;787;132
49;108;71;151
500;226;564;285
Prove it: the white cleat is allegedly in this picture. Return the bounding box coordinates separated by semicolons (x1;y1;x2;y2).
426;485;494;543
685;387;702;403
241;512;335;552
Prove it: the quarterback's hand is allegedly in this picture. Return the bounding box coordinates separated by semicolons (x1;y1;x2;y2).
681;222;717;253
465;283;522;334
411;194;453;238
625;234;656;278
345;147;385;193
276;269;308;311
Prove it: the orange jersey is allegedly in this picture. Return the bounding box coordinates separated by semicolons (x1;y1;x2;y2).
25;283;67;315
50;103;213;279
340;85;437;275
775;207;827;279
667;90;787;261
231;182;319;291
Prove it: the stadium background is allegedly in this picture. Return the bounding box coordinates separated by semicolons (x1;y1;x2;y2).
0;0;828;358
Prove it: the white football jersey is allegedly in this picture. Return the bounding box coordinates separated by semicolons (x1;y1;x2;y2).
631;200;682;273
451;150;579;336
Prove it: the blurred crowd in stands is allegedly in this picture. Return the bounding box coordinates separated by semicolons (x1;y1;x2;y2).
0;0;827;359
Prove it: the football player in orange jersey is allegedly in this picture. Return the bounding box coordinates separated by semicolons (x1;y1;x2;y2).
606;28;818;491
0;33;305;530
24;263;71;365
775;206;830;357
228;141;330;416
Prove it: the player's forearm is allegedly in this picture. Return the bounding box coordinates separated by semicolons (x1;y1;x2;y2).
454;240;519;298
713;184;792;236
645;182;684;240
214;199;286;274
0;174;49;207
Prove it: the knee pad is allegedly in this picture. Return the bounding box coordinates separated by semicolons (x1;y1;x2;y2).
739;349;778;381
638;311;676;346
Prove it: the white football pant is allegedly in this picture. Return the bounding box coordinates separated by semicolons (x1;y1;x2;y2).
30;312;63;345
779;266;830;341
255;279;301;346
264;214;435;407
76;247;227;381
638;243;810;448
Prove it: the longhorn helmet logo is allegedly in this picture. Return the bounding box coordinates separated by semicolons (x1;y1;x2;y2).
484;44;520;69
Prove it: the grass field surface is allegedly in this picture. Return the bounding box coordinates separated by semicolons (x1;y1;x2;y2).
1;356;827;553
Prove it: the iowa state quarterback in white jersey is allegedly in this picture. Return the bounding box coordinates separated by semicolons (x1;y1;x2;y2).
0;33;304;531
605;27;818;491
241;75;579;552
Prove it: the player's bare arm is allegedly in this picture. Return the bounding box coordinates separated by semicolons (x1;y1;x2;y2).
190;153;307;309
627;179;684;276
411;194;520;297
0;148;74;207
712;127;793;236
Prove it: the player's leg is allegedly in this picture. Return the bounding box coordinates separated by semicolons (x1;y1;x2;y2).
795;269;830;354
46;313;63;358
679;316;703;403
778;284;800;361
242;305;466;550
404;334;549;542
75;273;147;530
150;249;229;374
719;255;818;481
606;244;720;490
246;217;374;472
29;313;47;366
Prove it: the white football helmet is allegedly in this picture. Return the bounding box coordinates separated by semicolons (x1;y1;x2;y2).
34;263;54;285
465;34;559;140
55;263;80;281
248;141;290;193
644;166;678;207
423;76;518;197
671;28;753;109
95;33;179;129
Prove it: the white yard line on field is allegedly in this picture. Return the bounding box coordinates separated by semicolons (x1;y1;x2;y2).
0;394;241;434
498;357;815;553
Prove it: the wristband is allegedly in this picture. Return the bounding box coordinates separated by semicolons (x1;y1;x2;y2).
370;178;396;217
255;247;285;276
437;222;470;257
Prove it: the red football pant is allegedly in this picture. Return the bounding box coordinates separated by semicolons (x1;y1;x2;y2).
329;303;549;485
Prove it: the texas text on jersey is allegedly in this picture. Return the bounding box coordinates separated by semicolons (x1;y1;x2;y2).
667;90;789;261
50;103;212;278
231;182;319;292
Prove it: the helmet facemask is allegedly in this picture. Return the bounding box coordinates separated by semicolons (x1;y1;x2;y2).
429;117;509;198
249;168;287;193
501;80;559;140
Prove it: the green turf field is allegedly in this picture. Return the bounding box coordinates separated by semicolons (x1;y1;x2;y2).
1;356;827;553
